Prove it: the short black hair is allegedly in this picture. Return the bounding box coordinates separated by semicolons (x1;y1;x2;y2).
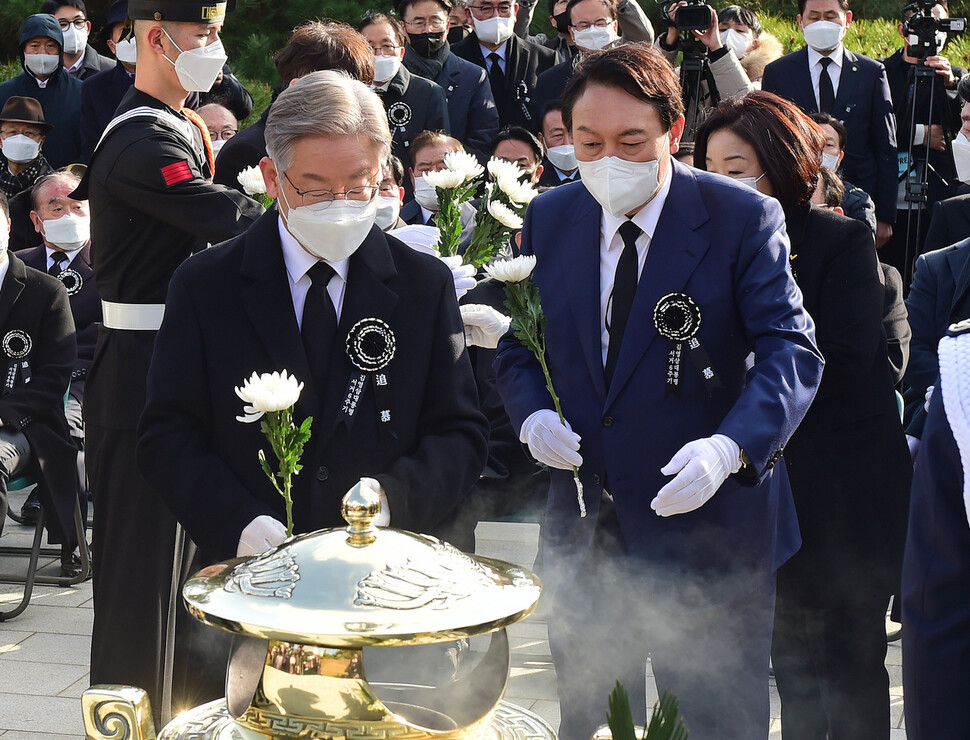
488;125;545;161
541;100;564;130
566;0;618;24
798;0;849;14
809;111;847;150
958;72;970;103
384;154;405;186
358;10;406;47
39;0;87;15
398;0;453;16
717;5;761;36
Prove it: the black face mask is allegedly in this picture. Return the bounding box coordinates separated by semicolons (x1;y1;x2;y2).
448;25;468;45
409;31;448;58
552;10;571;35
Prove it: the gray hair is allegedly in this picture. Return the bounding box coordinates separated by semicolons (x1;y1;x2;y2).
265;70;391;172
30;170;82;212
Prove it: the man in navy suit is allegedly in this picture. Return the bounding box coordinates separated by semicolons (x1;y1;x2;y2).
762;0;897;248
494;45;823;740
902;322;970;739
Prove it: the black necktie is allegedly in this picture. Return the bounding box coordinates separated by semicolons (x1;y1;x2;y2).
487;52;506;98
302;261;337;388
48;251;66;276
605;221;642;387
818;57;835;114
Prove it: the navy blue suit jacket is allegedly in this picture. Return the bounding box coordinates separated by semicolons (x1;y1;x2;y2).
494;162;824;608
902;381;970;738
762;47;897;223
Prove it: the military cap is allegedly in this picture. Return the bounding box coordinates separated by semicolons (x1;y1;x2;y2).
127;0;233;23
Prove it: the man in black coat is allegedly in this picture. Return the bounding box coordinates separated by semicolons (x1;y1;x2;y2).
0;192;79;573
137;69;487;576
452;1;556;132
40;0;114;81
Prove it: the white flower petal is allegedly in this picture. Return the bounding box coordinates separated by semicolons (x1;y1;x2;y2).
423;168;465;190
237;166;267;196
487;157;523;185
484;254;536;283
499;178;538;206
487;199;524;230
444;150;485;182
235;370;305;419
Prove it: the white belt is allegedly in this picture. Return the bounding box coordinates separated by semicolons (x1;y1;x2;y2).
102;301;165;331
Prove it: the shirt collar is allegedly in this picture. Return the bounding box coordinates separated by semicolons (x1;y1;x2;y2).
277;214;350;285
600;158;673;249
45;245;81;266
419;205;436;224
68;53;85;74
480;40;508;62
0;255;10;290
807;43;844;70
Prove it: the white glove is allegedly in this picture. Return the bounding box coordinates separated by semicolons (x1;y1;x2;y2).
237;515;287;557
460;304;511;348
519;409;583;470
440;255;478;299
924;385;935;413
347;477;391;526
652;434;741;517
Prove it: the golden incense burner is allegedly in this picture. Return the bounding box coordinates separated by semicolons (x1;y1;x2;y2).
82;484;554;740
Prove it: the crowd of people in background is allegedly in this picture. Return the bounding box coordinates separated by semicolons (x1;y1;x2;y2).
1;0;970;738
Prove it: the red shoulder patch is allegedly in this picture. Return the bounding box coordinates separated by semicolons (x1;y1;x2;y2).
160;160;194;187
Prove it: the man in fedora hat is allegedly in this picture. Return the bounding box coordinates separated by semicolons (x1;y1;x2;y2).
74;0;261;720
0;97;54;202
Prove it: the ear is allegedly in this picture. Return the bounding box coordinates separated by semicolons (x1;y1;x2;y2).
844;10;852;25
397;186;405;204
796;13;804;28
669;115;686;153
259;156;280;200
106;38;117;54
533;163;543;183
29;210;43;234
396;45;405;60
145;25;167;56
85;20;92;33
833;206;844;215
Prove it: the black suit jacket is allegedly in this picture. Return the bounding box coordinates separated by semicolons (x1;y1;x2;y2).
779;205;911;609
452;32;556;132
924;191;970;253
136;211;488;561
762;48;898;223
18;243;100;396
531;57;573;124
213;105;268;193
0;253;77;544
537;158;579;188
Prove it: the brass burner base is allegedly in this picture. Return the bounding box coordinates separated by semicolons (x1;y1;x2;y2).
157;699;557;740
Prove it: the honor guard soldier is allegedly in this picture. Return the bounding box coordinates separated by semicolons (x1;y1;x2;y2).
73;0;262;721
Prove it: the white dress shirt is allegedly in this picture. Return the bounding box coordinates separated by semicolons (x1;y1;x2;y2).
598;161;673;365
45;246;81;272
807;44;844;109
481;41;508;74
419;205;437;225
277;217;350;330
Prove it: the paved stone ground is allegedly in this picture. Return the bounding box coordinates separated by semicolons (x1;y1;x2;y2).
0;494;906;738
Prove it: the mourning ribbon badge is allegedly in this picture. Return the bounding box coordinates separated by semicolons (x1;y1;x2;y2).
653;293;722;397
2;330;32;393
339;318;397;437
58;268;83;296
514;81;532;123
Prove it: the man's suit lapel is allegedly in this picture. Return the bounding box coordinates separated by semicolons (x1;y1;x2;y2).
791;48;817;111
76;244;95;280
505;35;523;86
239;210;320;418
318;227;399;447
0;255;27;331
605;163;711;408
832;50;861;119
560;186;607;401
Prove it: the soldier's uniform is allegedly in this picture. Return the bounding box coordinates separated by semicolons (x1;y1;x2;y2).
74;0;262;716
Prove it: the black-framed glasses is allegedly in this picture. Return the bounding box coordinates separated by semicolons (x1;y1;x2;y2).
470;2;514;17
403;15;448;31
283;172;379;207
58;18;88;30
371;44;401;55
571;18;612;30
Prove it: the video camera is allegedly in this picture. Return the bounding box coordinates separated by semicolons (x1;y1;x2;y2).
903;0;965;60
661;0;715;34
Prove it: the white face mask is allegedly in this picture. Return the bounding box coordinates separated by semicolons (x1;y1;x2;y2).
720;28;751;58
2;134;41;164
474;14;516;45
0;225;8;259
821;151;840;171
24;53;60;77
162;29;227;93
801;19;846;53
413;175;440;211
279;182;378;262
733;171;766;191
62;23;89;55
114;36;137;64
373;54;402;84
42;212;90;251
212;139;227;156
572;24;618;51
376;194;402;230
577;138;667;217
952;132;970;184
546;144;577;172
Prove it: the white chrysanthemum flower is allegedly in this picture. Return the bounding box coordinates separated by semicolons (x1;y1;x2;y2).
498;176;538;206
487;199;524;230
235;370;304;423
423;168;465;190
487;156;523;185
444;149;485;182
237;166;267;196
484;254;536;283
